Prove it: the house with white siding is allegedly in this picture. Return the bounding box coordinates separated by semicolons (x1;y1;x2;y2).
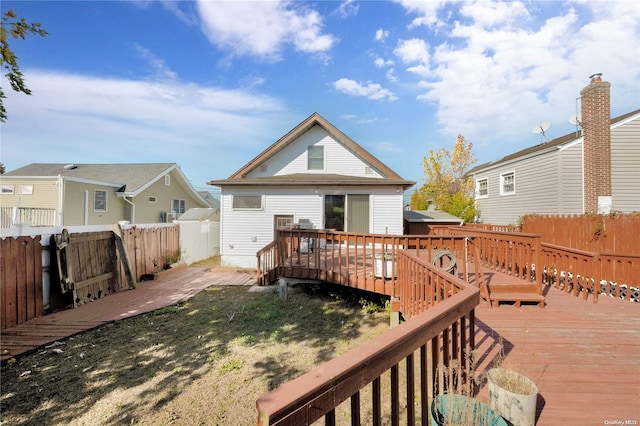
207;112;415;268
469;76;640;225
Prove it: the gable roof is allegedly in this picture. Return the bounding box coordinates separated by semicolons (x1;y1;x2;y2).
4;163;207;203
208;112;414;188
468;108;640;175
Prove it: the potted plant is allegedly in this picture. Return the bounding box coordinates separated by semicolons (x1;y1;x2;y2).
431;393;507;426
487;367;538;426
431;350;507;426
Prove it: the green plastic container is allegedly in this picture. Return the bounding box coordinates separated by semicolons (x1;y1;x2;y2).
431;394;507;426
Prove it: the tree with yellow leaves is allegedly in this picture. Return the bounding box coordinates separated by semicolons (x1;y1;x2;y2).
411;135;478;222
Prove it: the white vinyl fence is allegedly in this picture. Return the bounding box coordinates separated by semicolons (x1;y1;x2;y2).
178;220;220;265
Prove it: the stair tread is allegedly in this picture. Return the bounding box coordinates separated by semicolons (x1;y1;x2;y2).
489;292;545;301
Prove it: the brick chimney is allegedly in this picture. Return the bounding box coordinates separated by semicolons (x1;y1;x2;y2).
580;73;611;214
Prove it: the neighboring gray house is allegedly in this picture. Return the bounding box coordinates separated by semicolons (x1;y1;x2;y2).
0;163;208;227
469;76;640;225
208;112;415;268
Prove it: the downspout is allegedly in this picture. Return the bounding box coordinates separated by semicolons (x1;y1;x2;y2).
84;190;89;225
122;196;135;224
58;174;64;226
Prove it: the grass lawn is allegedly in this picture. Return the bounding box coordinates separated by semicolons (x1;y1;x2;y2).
1;277;390;425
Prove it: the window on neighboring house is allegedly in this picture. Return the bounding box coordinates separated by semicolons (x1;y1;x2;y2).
19;185;33;195
171;199;186;216
232;195;263;210
307;145;324;170
500;172;515;195
148;196;157;203
165;175;171;186
95;190;107;211
1;185;14;194
476;179;488;198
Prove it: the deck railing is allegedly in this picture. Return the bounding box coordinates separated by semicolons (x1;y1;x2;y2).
540;243;639;303
256;250;479;426
1;207;58;228
446;226;543;294
256;229;469;296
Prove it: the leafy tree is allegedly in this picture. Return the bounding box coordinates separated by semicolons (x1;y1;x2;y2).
0;162;5;174
411;135;478;222
1;9;48;122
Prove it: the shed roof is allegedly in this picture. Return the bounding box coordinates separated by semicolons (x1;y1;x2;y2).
403;210;464;223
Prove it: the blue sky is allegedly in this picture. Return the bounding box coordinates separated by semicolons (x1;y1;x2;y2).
2;0;639;196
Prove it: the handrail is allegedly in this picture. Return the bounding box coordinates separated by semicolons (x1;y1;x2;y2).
446;226;543;294
540;243;639;303
256;252;479;425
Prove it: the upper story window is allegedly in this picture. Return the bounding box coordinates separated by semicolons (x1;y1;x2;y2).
500;171;515;195
165;175;171;186
307;145;324;170
94;190;107;211
232;195;263;210
1;185;14;194
476;179;488;198
172;199;186;216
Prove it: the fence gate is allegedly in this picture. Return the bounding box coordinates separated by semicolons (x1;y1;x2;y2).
54;229;123;307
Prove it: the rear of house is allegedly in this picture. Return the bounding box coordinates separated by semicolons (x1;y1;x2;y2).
209;113;415;268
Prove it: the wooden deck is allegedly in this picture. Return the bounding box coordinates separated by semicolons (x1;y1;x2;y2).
2;266;638;424
474;288;640;425
0;267;256;362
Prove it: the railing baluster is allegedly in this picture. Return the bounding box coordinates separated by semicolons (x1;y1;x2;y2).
350;392;360;426
372;377;381;426
406;352;415;426
391;364;399;426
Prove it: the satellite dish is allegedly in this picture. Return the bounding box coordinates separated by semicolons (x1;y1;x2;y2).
569;114;581;126
531;121;551;142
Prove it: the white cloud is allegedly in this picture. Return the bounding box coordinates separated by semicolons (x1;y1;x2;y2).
1;70;290;184
394;38;431;76
333;0;359;19
374;57;394;68
131;44;178;81
334;78;398;101
393;0;448;28
397;1;640;151
196;0;336;60
375;28;389;42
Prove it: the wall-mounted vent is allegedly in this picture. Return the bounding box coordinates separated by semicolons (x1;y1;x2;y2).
365;166;373;174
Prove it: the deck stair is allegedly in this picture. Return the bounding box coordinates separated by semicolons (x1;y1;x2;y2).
468;244;546;308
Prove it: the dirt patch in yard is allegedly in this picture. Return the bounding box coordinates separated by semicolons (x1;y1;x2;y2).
1;273;390;425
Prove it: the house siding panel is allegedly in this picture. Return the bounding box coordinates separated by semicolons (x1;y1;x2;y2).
63;180;125;226
135;171;206;223
219;187;403;268
0;178;59;210
557;142;584;214
611;115;640;212
247;126;384;178
475;151;561;225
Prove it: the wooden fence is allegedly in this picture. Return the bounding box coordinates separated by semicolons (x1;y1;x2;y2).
0;224;180;330
0;236;44;330
522;214;640;254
